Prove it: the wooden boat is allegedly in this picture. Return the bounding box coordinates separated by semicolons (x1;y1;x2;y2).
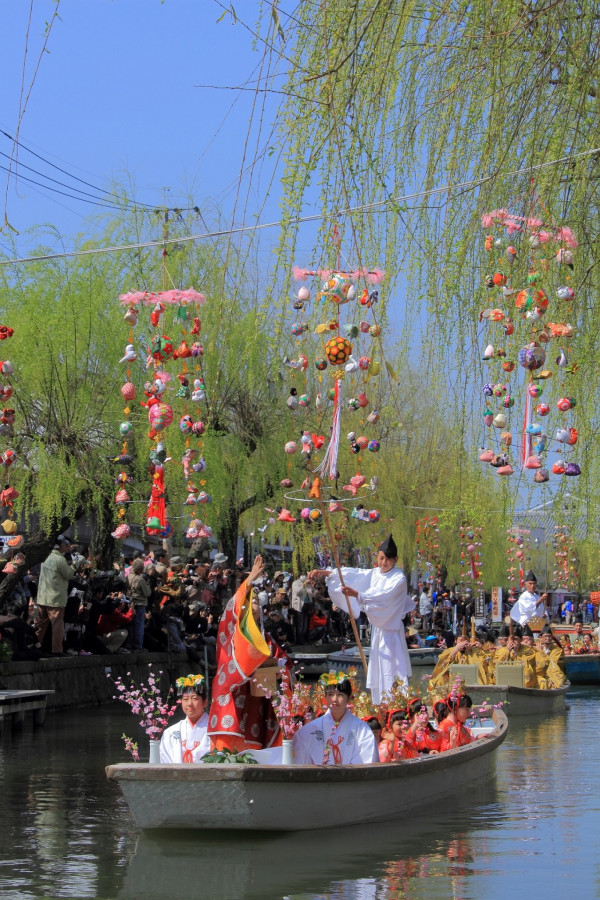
564;654;600;685
328;645;441;670
466;682;569;715
106;710;507;831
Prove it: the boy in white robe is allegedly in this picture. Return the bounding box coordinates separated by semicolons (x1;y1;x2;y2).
160;673;211;763
292;672;379;765
309;535;415;703
510;570;548;626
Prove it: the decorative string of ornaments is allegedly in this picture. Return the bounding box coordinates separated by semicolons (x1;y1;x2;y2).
272;264;385;531
0;328;23;573
114;287;211;544
478;205;581;481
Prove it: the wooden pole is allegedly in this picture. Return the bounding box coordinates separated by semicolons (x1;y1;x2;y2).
319;501;369;674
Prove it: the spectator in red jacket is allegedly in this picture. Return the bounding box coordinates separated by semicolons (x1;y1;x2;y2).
96;596;134;653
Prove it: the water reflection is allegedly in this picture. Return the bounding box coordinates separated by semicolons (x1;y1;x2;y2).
124;785;501;900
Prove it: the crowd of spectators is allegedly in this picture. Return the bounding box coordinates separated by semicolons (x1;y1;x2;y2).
1;540;597;664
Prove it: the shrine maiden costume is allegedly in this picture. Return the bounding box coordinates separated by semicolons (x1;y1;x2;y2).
160;713;211;763
160;673;210;764
510;570;547;625
292;709;379;765
326;535;415;703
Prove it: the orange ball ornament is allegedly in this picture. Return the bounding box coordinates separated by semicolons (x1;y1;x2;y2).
325;336;352;366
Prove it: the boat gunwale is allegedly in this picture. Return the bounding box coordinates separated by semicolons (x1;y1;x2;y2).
466;682;570;698
106;710;507;785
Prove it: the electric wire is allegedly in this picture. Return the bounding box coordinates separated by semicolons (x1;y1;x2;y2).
1;144;597;268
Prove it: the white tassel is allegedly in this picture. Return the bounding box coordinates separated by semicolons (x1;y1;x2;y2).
314;379;341;479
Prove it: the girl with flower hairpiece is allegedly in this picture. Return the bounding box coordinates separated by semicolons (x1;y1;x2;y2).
404;697;448;754
159;674;211;764
378;709;418;762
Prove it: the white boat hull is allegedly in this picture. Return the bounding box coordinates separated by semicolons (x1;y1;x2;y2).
106;712;507;831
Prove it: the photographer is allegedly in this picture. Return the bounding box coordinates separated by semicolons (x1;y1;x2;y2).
96;593;134;653
127;558;151;650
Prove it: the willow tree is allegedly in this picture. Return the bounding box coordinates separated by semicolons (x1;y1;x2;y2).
227;0;600;579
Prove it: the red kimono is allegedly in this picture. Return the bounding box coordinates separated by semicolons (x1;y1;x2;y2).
208;577;281;752
378;737;419;762
437;717;474;747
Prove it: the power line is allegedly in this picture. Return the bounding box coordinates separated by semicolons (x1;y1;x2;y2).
1;144;598;267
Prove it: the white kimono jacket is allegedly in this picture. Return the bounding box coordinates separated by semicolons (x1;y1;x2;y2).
292;709;378;765
159;713;211;763
326;566;415;703
510;589;546;625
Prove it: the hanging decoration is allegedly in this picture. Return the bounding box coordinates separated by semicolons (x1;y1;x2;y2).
415;517;441;587
552;526;578;591
115;278;208;544
505;527;531;593
0;329;23;573
478;201;580;483
459;525;483;591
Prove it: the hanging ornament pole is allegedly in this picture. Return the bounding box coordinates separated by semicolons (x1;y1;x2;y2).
318;498;368;674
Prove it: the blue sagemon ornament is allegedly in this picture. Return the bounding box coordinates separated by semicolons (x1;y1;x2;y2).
483;383;493;396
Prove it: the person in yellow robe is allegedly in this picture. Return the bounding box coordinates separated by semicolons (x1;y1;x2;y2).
429;632;493;687
534;626;567;689
492;625;537;688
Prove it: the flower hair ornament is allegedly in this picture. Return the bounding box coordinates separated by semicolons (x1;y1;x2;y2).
319;670;349;687
176;674;205;695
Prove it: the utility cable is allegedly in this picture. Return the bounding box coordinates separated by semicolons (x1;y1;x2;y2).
1;145;598;267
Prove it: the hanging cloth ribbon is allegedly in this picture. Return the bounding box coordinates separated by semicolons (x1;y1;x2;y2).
313;378;341;480
521;387;533;467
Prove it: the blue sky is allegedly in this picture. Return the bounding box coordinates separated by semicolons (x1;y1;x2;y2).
0;0;286;250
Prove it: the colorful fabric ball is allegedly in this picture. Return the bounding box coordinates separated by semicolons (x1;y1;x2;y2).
357;436;368;449
537;403;550;416
148;402;173;432
528;384;542;398
368;439;380;452
299;394;310;407
291;322;308;336
322;273;353;304
179;415;194;434
557;397;575;411
503;395;514;409
359;357;370;370
518;343;546;371
121;382;136;401
119;421;133;436
192;420;205;436
112;523;131;540
285;441;298;454
300;507;312;519
309;508;322;521
315;358;328;371
325;336;352;365
149;334;174;362
369;325;381;337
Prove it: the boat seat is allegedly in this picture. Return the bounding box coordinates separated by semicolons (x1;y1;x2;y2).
449;663;479;684
495;663;524;687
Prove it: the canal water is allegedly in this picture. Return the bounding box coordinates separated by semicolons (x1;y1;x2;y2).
1;688;599;899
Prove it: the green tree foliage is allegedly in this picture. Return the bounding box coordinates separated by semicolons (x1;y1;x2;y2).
243;0;600;585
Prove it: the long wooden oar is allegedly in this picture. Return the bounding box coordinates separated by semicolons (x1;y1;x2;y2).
318;500;369;674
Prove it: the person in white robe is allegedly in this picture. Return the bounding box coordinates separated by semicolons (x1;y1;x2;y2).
309;535;415;704
159;673;211;763
292;672;378;765
510;570;548;626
